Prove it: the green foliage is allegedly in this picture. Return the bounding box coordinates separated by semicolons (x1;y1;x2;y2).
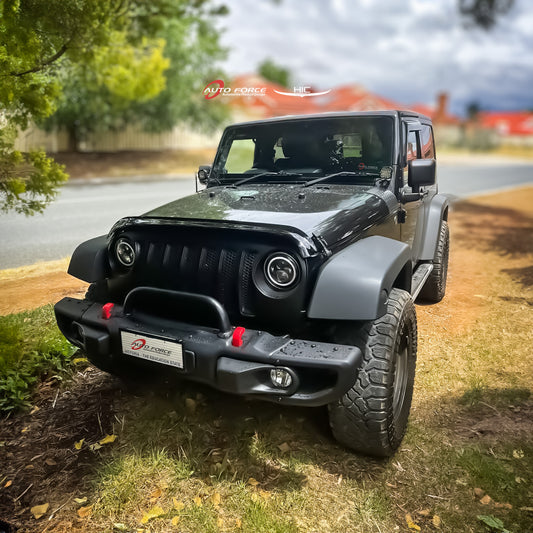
0;123;68;214
0;0;228;213
42;0;229;149
258;58;291;88
0;305;78;412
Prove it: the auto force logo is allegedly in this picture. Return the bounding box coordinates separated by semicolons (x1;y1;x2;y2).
203;79;267;99
131;338;146;351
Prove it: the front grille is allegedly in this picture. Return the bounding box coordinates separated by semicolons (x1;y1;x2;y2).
136;241;257;317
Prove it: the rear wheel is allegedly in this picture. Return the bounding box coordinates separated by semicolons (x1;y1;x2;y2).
328;288;417;457
418;220;449;303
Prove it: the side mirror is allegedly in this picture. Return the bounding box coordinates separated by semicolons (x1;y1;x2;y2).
197;165;212;185
408;159;435;192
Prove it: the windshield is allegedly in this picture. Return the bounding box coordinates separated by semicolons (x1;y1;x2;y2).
213;116;394;185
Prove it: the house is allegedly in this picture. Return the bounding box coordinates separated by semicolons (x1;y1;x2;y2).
479;111;533;146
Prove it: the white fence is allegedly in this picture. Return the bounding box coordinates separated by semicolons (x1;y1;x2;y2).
14;123;222;152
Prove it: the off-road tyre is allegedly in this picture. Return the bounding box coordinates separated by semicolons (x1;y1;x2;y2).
328;288;417;457
418;220;449;303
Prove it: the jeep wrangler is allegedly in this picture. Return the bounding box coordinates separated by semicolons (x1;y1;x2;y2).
55;111;449;457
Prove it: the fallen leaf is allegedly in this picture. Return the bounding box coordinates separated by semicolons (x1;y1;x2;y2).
4;480;12;488
520;507;533;512
171;516;180;526
417;509;431;517
172;498;185;511
247;477;259;487
31;503;49;519
515;477;525;484
432;515;442;527
21;427;29;433
211;492;221;506
480;495;492;505
185;398;197;413
74;497;88;505
194;496;202;507
74;439;85;450
99;434;117;445
277;442;291;453
77;505;93;518
405;513;421;531
494;502;512;509
474;487;485;498
89;443;102;451
113;524;127;531
150;488;162;499
477;515;508;530
513;449;524;459
45;458;57;466
140;505;165;524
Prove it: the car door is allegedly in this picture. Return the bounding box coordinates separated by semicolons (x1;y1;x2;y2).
399;124;425;262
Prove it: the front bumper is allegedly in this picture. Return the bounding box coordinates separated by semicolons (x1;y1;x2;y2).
55;287;361;406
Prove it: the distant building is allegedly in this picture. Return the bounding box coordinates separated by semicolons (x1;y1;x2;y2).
479;111;533;146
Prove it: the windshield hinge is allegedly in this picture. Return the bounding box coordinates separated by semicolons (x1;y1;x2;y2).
312;234;332;257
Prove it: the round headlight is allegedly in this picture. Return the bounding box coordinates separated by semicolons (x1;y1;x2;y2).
264;253;300;290
116;238;136;267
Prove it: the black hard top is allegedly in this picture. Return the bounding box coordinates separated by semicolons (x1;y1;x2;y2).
229;110;432;128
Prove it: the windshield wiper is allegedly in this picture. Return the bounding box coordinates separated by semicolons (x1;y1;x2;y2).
231;171;279;187
232;170;303;187
303;171;378;188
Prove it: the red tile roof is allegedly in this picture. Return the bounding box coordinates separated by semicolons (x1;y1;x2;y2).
226;75;462;125
479;111;533;136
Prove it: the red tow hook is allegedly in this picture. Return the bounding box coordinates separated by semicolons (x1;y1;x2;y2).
102;303;115;320
232;326;245;347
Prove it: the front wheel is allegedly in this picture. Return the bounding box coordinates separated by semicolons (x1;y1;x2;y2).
328;288;417;457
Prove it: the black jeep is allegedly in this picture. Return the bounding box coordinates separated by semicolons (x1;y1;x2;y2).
55;111;449;457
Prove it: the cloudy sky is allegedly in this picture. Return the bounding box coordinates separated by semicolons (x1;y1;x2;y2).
218;0;533;116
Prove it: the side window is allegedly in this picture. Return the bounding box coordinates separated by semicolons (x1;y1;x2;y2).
420;125;435;159
407;130;419;162
402;130;419;186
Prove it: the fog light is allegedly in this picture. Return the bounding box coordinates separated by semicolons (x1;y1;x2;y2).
270;367;293;388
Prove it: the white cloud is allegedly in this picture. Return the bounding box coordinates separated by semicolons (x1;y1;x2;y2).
218;0;533;114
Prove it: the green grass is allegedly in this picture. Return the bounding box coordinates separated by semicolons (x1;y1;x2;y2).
0;304;77;412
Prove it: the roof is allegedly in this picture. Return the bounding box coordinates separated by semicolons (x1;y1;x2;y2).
479;111;533;136
226;110;431;129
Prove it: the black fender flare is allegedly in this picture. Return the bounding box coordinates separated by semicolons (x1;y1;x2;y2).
419;193;449;261
307;236;412;321
68;235;110;283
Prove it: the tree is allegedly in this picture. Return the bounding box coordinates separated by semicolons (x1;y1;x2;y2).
42;1;229;150
258;58;292;88
0;0;227;214
459;0;515;29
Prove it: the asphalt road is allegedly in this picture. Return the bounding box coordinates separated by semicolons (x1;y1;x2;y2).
1;163;532;269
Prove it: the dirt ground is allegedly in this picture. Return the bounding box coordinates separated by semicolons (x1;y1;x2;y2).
0;186;532;532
